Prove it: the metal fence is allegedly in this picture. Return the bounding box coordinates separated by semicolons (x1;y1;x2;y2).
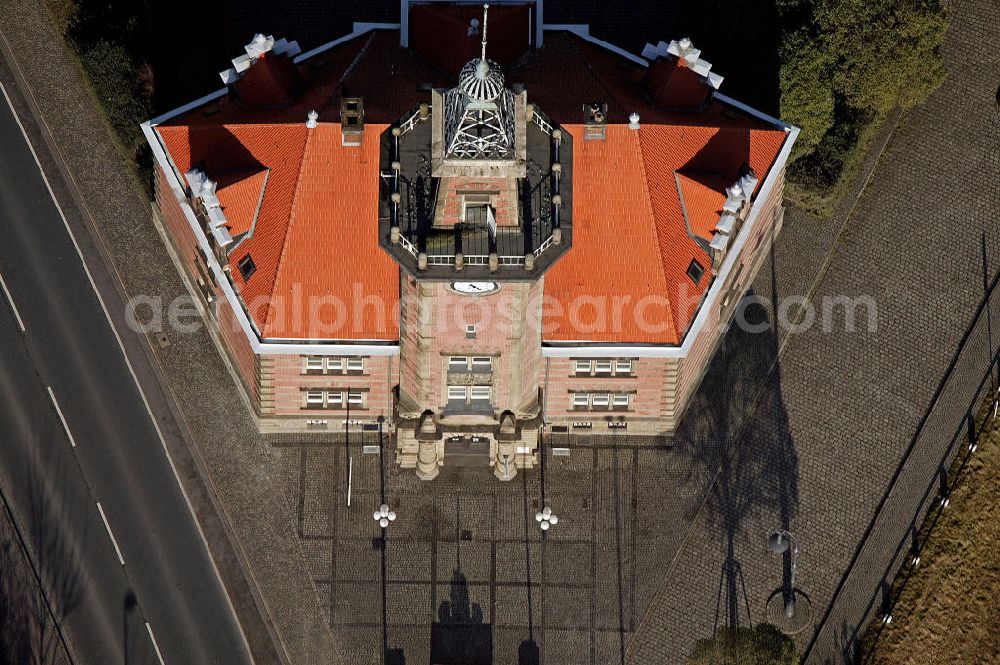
804;268;1000;663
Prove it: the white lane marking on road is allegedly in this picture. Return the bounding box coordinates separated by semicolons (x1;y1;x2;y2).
0;79;255;661
145;622;167;665
0;269;26;332
95;502;125;566
46;386;76;447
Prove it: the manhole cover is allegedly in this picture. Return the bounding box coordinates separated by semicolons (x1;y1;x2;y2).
460;529;473;541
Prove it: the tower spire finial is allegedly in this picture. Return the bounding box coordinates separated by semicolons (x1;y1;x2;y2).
480;3;489;62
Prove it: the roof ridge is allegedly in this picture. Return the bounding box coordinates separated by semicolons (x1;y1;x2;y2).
262;126;318;333
628;126;677;337
562;34;631;119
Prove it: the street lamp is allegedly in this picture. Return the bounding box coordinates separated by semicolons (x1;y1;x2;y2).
767;529;798;618
535;506;558;531
374;504;397;529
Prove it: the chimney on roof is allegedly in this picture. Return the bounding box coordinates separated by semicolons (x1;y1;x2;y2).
628;113;640;130
583;102;607;141
306;110;319;129
219;34;303;108
641;38;722;110
341;97;365;146
220;33;302;84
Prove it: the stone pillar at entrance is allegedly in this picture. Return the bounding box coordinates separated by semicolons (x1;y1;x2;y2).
415;411;440;481
493;440;517;481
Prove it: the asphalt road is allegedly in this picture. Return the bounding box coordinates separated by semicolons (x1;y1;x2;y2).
0;85;253;664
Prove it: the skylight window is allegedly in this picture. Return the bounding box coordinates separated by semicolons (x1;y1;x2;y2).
238;254;257;281
686;259;704;285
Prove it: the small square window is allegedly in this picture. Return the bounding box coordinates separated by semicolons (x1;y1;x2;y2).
572;394;590;408
238;254;256;281
466;325;477;339
327;357;344;372
615;359;632;374
613;394;630;407
347;389;364;405
591;394;610;409
470;386;491;401
574;360;592;375
327;391;344;406
594;360;613;374
306;390;324;405
305;356;324;372
346;357;364;372
687;259;705;285
448;386;468;401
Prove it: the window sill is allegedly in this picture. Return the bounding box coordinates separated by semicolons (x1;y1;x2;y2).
301;406;369;411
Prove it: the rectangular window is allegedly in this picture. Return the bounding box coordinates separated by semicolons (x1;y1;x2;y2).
471;356;492;369
470;386;491;401
327;391;344;407
347;389;364;406
615;359;632;375
591;394;610;409
574;360;592;375
448;386;468;401
306;390;325;406
613;394;630;408
466;324;477;339
594;360;613;374
449;356;469;369
305;356;324;372
326;357;344;373
572;393;590;409
346;357;364;373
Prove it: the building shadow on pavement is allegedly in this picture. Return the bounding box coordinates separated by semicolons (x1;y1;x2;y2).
430;569;492;665
0;424;84;665
672;288;799;635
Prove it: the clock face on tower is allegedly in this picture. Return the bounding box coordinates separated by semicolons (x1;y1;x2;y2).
451;281;500;295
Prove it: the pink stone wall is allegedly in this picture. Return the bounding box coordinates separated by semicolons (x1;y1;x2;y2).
263;354;395;419
543;356;673;433
436;177;516;228
398;279;541;416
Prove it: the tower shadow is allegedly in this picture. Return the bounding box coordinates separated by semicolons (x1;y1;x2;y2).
430;569;492;665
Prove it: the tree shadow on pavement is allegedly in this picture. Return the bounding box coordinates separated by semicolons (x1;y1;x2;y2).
673;290;799;634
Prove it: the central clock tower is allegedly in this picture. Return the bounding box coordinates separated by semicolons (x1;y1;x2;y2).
377;7;572;480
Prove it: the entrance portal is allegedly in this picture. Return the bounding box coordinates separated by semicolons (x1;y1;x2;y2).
444;435;491;468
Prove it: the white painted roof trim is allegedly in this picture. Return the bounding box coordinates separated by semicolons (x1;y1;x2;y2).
542;123;800;358
294;23;399;63
141;120;399;356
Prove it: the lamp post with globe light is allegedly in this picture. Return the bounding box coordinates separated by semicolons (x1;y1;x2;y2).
767;529;798;618
374;504;396;529
535;506;558;531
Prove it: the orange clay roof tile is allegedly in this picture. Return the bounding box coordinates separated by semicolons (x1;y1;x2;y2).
153;26;788;344
215;168;268;237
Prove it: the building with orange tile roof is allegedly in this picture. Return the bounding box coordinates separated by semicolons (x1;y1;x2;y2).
143;0;797;480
